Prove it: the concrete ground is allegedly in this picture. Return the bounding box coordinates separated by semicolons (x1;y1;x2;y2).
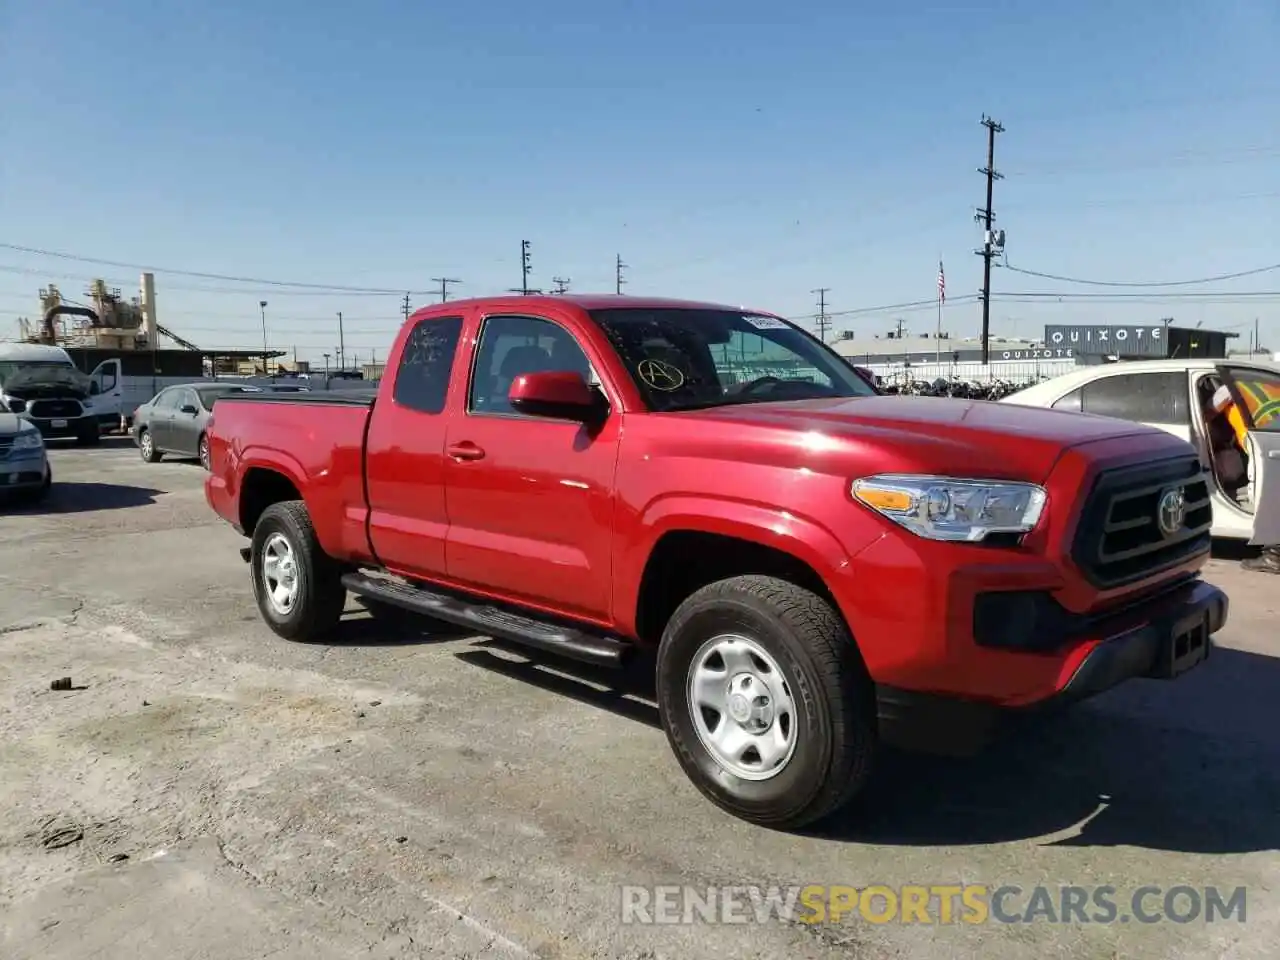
0;438;1276;960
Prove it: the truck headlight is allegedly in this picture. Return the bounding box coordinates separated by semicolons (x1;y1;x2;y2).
851;474;1047;543
12;430;44;452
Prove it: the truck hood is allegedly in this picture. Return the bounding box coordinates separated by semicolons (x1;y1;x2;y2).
679;395;1163;483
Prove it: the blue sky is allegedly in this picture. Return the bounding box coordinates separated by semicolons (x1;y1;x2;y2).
1;0;1277;361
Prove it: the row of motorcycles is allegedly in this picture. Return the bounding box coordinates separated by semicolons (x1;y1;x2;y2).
873;375;1047;401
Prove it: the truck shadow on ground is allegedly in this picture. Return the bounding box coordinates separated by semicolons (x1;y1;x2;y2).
329;608;477;646
12;482;164;514
458;639;1280;855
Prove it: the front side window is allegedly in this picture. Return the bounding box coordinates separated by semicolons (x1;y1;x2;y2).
469;314;595;415
587;308;876;412
1079;372;1188;425
393;316;463;414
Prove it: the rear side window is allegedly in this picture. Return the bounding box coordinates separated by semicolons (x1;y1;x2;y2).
393;316;463;414
1072;372;1188;425
153;389;179;409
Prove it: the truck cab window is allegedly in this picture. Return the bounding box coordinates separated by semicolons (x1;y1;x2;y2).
393;316;463;414
1078;372;1188;425
469;315;594;415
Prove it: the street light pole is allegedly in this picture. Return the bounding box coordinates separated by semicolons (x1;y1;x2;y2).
337;311;345;371
259;300;269;376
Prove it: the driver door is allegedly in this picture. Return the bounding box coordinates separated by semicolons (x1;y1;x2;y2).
1215;364;1280;545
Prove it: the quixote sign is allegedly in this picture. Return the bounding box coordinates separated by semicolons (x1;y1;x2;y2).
1043;324;1166;358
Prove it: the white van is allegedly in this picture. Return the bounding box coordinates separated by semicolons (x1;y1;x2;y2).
0;344;101;445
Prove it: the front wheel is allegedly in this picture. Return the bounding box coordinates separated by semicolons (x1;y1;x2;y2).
198;433;211;471
656;575;877;830
250;500;346;642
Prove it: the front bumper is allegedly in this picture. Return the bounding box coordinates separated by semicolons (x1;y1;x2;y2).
875;579;1226;753
30;416;98;440
0;451;50;492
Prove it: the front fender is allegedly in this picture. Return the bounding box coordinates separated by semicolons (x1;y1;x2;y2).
614;493;880;636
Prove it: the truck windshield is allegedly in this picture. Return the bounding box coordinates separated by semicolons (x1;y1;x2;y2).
0;360;91;393
588;307;877;412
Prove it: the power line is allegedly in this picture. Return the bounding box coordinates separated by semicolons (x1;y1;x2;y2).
0;242;416;294
1001;261;1280;288
976;115;1004;365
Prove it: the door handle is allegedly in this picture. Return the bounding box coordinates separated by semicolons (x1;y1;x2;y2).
447;441;485;462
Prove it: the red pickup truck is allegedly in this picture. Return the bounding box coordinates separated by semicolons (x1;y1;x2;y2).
205;295;1226;829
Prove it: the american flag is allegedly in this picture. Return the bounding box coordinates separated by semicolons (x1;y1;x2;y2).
937;261;946;304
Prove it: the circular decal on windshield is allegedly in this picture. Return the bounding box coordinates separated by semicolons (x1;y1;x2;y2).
637;358;686;392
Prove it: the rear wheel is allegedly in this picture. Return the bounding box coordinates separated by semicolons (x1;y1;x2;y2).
138;429;162;463
656;575;877;830
250;500;346;642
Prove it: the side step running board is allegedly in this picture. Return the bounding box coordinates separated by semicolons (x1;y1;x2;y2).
341;572;630;668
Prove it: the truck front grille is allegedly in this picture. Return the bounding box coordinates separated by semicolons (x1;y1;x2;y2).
1071;455;1212;588
29;399;83;418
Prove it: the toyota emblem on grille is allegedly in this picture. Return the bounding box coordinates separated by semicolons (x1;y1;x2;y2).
1157;487;1186;537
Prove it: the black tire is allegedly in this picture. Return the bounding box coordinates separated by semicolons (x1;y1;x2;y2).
656;575;877;830
198;433;211;471
138;428;162;463
250;500;347;642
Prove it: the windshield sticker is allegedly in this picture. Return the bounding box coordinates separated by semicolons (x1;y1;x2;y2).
637;358;686;392
743;315;790;330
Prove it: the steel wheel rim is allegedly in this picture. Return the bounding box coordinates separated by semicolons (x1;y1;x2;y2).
261;532;300;615
687;633;798;781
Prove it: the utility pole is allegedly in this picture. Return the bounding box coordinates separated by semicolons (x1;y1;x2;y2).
812;288;830;342
520;240;532;294
893;318;906;340
337;311;345;371
615;254;627;295
259;300;268;376
975;115;1004;365
551;277;570;294
431;278;461;302
401;293;412;320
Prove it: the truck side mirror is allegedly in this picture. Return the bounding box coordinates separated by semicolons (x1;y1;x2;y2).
180;403;199;415
508;371;603;423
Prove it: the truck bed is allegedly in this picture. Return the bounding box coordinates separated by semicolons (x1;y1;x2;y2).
207;391;376;562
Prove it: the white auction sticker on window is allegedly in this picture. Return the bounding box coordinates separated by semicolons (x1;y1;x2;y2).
742;315;790;330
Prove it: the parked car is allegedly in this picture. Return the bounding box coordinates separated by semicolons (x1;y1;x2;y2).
204;294;1226;830
133;382;260;469
0;396;52;504
1001;358;1280;544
